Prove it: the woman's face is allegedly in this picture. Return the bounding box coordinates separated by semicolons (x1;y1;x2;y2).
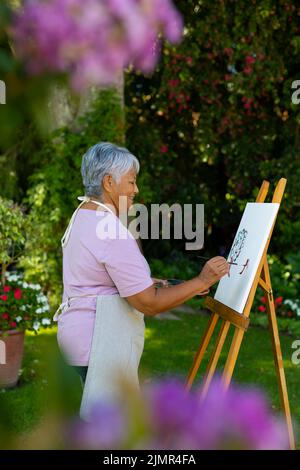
108;168;139;213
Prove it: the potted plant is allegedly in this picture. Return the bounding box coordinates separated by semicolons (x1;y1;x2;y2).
0;197;51;388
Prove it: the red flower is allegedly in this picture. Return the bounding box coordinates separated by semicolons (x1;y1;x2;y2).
160;145;169;154
243;66;253;75
0;295;8;301
245;55;255;65
261;296;266;304
9;321;17;329
168;79;180;88
2;313;9;320
3;285;10;293
275;297;283;305
223;47;233;57
14;288;22;300
258;306;266;312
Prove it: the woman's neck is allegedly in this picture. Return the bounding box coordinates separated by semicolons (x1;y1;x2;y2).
91;195;118;216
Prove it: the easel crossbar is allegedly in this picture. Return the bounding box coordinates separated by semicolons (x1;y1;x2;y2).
205;297;249;331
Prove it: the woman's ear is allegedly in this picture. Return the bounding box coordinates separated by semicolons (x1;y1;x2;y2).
102;174;113;193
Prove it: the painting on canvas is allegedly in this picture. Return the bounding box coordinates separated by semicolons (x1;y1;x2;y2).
214;202;279;314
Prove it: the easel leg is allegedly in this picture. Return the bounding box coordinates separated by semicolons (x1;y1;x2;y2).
222;328;245;388
261;261;295;450
185;313;219;391
202;320;231;398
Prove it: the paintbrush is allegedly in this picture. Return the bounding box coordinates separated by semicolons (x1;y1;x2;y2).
196;255;238;266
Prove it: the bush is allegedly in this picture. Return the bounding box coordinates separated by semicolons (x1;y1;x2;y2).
125;0;300;262
0;196;25;285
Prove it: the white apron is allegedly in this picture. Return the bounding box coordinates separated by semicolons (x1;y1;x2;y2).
54;196;145;421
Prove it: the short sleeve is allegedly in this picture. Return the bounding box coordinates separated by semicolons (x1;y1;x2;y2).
101;217;153;297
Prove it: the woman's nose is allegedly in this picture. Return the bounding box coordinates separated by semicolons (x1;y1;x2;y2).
134;183;139;194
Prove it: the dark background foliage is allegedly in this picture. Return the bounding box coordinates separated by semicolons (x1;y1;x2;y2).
126;0;300;264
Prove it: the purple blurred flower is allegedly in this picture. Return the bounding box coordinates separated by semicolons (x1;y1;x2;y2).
67;378;290;450
145;378;289;450
68;401;126;449
12;0;183;91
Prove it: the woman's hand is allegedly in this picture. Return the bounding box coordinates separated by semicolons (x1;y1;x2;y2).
198;256;229;288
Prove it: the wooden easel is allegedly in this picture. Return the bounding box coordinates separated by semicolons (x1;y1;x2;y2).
185;178;295;450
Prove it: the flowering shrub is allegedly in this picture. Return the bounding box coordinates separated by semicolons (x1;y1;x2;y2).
68;379;289;450
257;296;300;320
12;0;183;91
126;0;300;262
0;271;51;334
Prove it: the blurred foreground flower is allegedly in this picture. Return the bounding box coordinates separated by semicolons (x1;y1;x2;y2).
68;378;289;450
12;0;183;91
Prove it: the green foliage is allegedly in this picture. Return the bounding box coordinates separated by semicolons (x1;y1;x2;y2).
0;197;25;284
18;88;125;307
150;252;198;281
125;0;300;261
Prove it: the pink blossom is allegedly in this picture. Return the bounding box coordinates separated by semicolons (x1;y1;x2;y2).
13;0;183;91
3;285;10;293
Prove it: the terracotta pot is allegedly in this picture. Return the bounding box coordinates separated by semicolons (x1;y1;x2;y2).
0;329;25;388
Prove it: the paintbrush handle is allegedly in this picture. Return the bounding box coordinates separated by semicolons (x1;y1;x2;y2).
196;256;238;266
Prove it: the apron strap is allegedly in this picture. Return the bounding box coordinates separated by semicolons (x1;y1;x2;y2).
61;196;115;248
53;293;99;321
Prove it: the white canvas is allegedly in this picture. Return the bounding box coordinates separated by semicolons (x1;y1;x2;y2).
214;202;279;314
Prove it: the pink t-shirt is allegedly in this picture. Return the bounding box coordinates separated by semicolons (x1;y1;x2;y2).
57;208;153;366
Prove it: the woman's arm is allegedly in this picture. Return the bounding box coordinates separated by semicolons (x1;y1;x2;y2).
126;256;229;317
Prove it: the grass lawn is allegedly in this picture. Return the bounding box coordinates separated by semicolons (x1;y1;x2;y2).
2;310;299;448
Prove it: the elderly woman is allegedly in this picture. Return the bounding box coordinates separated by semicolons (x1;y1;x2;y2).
54;142;229;419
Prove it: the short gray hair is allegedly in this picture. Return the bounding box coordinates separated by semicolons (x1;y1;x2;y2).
81;142;140;197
